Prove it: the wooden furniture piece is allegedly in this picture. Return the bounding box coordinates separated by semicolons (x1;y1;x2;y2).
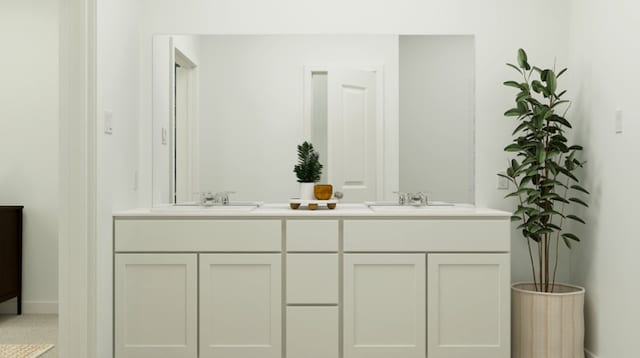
0;206;23;315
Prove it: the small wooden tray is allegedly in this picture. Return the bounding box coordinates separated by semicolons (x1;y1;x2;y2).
289;199;338;210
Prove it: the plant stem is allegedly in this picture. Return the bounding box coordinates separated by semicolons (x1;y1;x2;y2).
511;176;539;291
552;175;572;292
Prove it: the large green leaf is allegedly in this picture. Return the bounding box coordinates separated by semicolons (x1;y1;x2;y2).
504;108;522;117
569;197;589;207
571;185;590;194
562;233;581;241
504;144;522;152
531;80;544;93
512;121;529;135
504;81;522;89
517;49;531;70
567;215;586;224
551;100;571;108
548;114;572;128
507;63;523;74
546;70;558;94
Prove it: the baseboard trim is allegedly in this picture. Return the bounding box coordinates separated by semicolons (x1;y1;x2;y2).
585;349;598;358
0;299;58;314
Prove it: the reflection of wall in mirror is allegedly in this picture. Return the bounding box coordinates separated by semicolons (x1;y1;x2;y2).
154;35;400;204
399;35;475;204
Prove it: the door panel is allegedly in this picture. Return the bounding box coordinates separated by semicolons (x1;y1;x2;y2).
199;254;282;358
327;69;378;202
427;253;510;358
114;254;197;358
344;254;426;358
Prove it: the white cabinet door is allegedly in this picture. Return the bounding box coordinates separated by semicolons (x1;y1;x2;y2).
427;254;510;358
114;254;197;358
199;254;282;358
344;254;426;358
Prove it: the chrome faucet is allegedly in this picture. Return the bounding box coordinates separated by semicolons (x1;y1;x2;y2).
393;191;428;206
200;191;235;206
408;192;428;206
393;191;408;205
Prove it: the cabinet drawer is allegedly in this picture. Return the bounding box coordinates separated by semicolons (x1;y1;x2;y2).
287;306;339;358
344;219;510;252
115;219;281;252
287;254;338;304
286;220;339;252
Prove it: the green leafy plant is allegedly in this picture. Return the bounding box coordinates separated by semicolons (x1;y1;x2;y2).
293;141;323;183
501;49;590;293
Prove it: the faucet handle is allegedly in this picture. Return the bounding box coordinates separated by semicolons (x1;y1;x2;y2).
215;191;236;205
393;191;408;205
199;191;215;206
408;192;428;206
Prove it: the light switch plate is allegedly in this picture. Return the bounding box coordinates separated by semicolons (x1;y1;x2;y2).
104;111;113;135
615;109;623;134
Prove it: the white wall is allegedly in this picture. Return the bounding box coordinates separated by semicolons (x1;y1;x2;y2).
567;0;640;356
96;0;143;356
399;35;474;203
195;35;398;202
0;0;59;314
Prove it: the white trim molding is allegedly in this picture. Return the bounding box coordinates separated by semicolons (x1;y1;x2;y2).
585;349;598;358
0;299;58;315
59;0;97;357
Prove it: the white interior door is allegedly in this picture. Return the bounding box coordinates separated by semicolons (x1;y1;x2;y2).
327;69;378;202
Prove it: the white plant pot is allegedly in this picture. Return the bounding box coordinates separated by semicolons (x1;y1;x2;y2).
299;182;316;200
512;282;585;358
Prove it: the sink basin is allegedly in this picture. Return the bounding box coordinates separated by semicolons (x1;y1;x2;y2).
151;202;261;212
365;201;456;212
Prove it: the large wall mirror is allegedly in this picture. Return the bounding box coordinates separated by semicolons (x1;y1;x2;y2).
152;34;475;205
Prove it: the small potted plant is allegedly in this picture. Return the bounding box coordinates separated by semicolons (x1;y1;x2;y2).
501;49;589;358
293;141;323;200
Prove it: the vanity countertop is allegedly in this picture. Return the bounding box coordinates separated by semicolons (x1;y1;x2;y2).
113;203;511;218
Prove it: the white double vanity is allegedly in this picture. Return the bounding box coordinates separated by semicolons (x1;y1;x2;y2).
113;204;511;358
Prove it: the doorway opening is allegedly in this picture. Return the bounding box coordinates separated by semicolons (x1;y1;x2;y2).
171;48;199;203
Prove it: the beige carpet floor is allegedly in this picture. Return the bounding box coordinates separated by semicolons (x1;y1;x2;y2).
0;343;54;357
0;315;57;358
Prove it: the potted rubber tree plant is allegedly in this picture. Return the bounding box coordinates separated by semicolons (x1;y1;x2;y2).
293;141;323;200
501;49;589;358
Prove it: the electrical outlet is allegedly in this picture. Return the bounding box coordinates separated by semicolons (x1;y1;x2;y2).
497;172;509;190
104;111;113;135
615;109;623;134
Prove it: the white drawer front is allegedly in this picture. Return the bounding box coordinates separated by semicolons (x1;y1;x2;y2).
287;254;339;304
344;220;509;252
115;219;281;252
286;220;339;252
287;306;339;358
